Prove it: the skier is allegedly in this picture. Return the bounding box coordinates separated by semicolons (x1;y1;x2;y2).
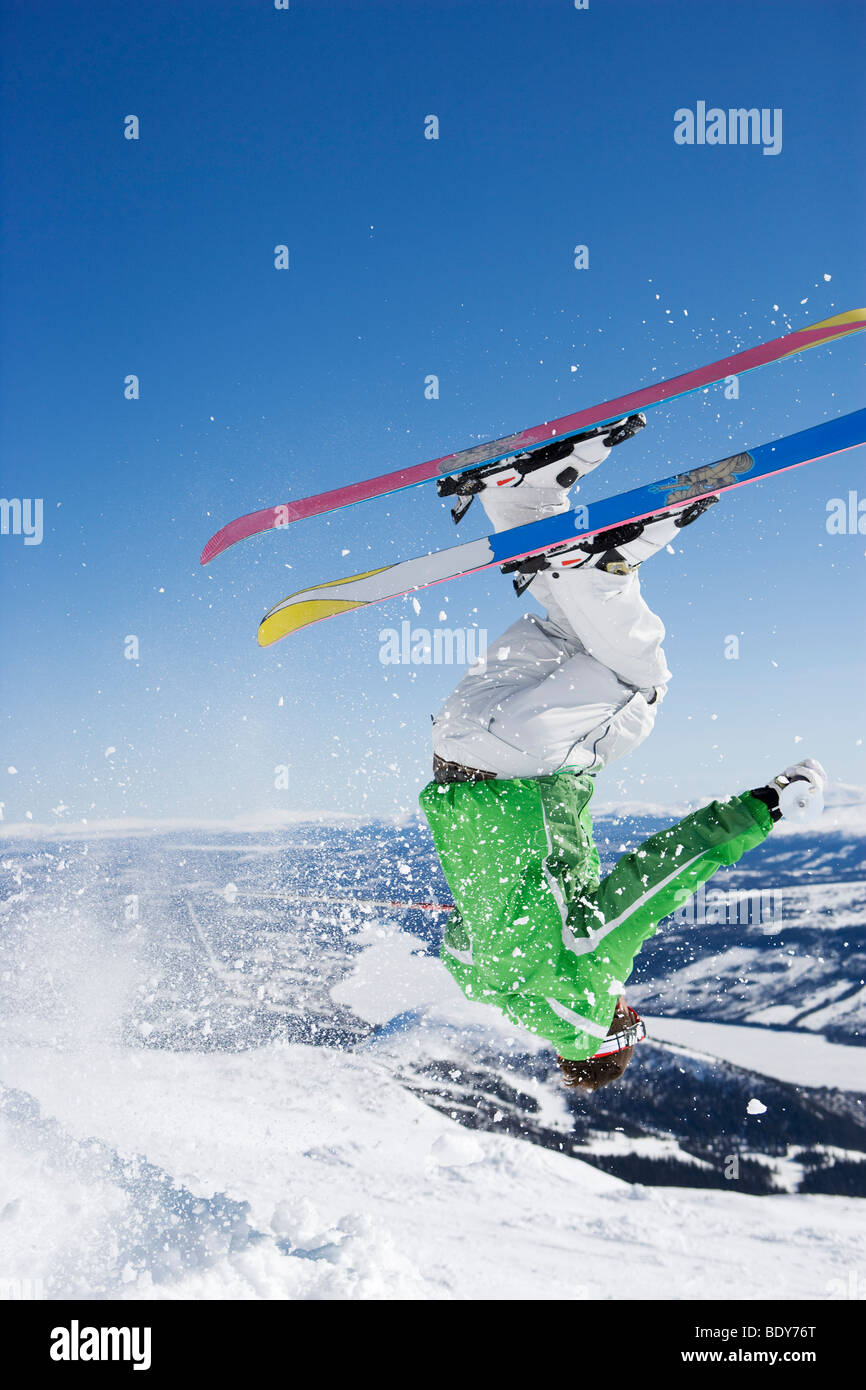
419;430;827;1091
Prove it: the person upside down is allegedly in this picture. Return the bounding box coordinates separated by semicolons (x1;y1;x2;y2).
419;427;826;1092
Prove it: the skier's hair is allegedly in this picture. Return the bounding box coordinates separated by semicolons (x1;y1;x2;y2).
557;1001;636;1092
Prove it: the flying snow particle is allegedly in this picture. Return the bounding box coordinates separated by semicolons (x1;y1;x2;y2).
104;747;116;758
823;274;831;281
223;883;239;904
411;596;421;615
7;767;17;775
747;1098;767;1116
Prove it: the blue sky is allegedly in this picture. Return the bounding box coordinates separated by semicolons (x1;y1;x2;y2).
1;0;864;824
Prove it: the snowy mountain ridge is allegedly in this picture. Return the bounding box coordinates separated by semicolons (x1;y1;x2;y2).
3;779;863;841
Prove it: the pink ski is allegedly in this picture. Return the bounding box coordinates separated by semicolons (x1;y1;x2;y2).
201;309;865;565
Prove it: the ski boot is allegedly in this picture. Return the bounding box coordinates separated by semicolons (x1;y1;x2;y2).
436;414;647;524
500;496;719;596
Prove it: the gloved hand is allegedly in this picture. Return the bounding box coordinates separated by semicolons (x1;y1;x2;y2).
772;758;828;823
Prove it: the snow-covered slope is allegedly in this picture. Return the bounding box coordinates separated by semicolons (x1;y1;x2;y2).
1;797;865;1299
2;1045;863;1301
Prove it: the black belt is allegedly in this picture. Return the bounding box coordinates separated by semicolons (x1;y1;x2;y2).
433;753;497;785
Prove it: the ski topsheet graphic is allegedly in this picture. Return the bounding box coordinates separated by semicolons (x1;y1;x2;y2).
256;409;866;647
202;309;866;564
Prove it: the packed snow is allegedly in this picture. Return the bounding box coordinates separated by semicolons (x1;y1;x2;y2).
1;801;864;1299
2;1042;862;1302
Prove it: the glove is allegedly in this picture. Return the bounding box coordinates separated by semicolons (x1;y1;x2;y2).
750;758;827;825
776;758;827;792
772;758;827;824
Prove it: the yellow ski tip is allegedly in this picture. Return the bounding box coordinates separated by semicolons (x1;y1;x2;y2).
811;308;866;329
782;307;866;356
258;595;367;645
257;566;393;646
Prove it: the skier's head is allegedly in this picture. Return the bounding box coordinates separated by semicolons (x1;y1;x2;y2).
557;998;643;1092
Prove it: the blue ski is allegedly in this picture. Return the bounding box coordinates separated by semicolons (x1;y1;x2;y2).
258;410;866;646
